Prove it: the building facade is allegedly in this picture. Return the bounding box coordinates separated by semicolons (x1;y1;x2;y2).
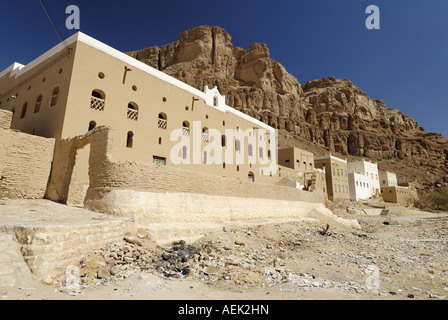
0;32;327;207
348;172;371;201
314;154;349;201
347;159;380;199
379;170;398;187
381;185;416;206
278;147;314;173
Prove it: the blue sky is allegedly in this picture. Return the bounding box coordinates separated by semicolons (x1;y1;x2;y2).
1;0;447;137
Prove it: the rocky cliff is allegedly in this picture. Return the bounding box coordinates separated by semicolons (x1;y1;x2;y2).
127;25;448;190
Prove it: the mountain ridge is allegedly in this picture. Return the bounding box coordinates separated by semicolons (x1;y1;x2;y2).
126;25;448;190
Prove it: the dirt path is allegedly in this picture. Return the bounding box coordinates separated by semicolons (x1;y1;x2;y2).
1;200;447;301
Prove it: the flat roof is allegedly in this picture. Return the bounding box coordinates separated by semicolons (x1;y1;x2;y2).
0;32;275;133
314;154;347;163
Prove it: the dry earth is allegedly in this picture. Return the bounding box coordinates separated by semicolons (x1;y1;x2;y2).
0;198;447;301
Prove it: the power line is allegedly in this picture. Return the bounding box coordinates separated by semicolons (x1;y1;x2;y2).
38;0;68;47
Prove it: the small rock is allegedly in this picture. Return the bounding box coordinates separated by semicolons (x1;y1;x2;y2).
18;287;35;291
110;265;121;276
281;285;295;292
97;267;111;279
123;269;134;278
204;266;223;275
429;293;446;300
407;294;414;299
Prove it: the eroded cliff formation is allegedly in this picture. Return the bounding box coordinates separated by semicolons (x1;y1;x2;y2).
127;25;448;189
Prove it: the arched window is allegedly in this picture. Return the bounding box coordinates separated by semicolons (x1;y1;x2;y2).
221;135;226;147
88;121;96;131
20;102;28;119
182;121;190;136
259;147;264;159
127;102;138;121
213;96;218;107
182;146;188;160
91;90;104;99
126;131;134;148
248;172;255;182
158;113;167;129
50;87;59;107
91;90;105;111
248;144;253;157
34;95;42;113
203;151;207;164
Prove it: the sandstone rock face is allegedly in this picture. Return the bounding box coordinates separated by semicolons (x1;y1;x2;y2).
126;25;304;130
127;25;448;190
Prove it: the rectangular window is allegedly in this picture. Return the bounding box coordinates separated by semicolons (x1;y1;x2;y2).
153;156;166;165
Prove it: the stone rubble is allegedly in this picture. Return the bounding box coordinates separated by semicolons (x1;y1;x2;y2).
68;212;447;299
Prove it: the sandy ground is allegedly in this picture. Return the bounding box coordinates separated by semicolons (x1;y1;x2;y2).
0;198;447;301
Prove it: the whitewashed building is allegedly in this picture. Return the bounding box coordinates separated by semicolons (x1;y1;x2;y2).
348;172;371;201
379;170;398;187
347;159;380;200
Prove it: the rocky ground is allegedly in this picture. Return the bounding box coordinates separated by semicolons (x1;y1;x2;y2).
1;199;447;301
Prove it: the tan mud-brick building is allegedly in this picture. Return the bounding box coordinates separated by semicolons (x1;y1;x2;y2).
314;154;349;201
0;32;326;217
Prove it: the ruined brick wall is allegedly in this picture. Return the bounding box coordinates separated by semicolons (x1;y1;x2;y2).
0;110;55;199
0;109;12;130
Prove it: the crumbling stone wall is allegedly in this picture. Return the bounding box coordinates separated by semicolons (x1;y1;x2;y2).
0;110;55;199
74;126;326;222
46;125;327;222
